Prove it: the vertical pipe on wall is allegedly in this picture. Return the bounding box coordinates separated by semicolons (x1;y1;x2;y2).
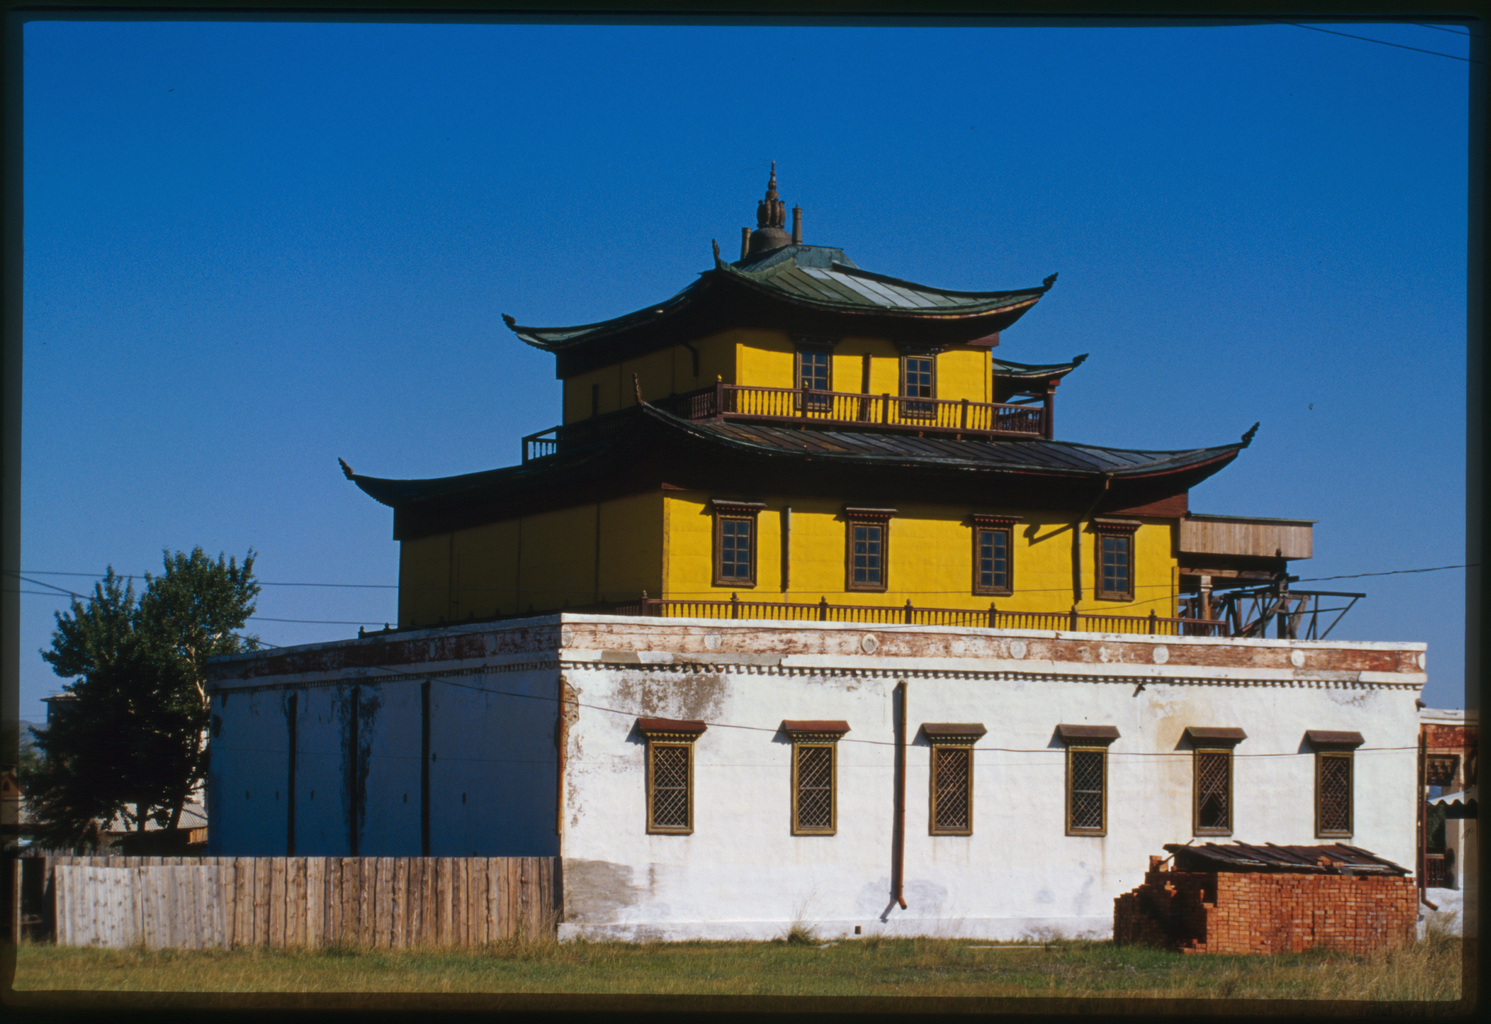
555;674;568;838
892;680;908;910
286;692;298;856
421;680;431;857
781;507;791;592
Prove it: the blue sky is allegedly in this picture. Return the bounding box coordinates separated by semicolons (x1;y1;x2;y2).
15;17;1475;722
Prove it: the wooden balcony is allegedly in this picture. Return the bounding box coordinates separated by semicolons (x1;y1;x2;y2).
673;383;1048;439
612;594;1230;637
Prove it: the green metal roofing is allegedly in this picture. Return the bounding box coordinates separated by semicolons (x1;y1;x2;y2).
506;244;1056;352
992;354;1089;379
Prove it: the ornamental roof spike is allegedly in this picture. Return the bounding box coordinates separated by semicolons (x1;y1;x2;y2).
757;160;786;230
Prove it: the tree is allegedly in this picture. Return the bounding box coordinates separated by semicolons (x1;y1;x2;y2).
29;549;260;847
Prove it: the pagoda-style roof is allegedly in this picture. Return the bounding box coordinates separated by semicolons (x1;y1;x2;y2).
344;404;1254;541
504;244;1056;378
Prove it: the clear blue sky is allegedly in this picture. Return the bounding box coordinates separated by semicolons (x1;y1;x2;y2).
16;17;1474;723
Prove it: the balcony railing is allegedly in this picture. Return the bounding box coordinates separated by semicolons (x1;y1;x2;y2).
611;594;1230;637
673;383;1047;439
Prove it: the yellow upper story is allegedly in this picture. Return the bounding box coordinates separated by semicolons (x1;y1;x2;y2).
561;328;992;424
397;488;1178;629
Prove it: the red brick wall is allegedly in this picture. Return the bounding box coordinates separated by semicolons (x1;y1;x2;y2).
1114;865;1417;955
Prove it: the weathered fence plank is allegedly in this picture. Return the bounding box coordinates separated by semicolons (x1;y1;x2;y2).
452;857;467;948
433;858;449;946
470;858;488;946
305;858;324;948
46;855;556;949
253;858;271;946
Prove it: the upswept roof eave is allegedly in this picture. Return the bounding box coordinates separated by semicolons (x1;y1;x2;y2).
346;440;621;509
504;275;713;351
993;353;1089;380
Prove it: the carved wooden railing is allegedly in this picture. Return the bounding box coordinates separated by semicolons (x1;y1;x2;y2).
674;383;1046;438
612;594;1230;637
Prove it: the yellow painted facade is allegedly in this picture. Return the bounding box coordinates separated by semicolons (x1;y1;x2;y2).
660;491;1176;616
401;486;1178;625
399;492;663;627
561;328;995;423
405;327;1181;627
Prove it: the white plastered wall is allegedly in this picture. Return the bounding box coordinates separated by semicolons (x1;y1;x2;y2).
557;631;1422;942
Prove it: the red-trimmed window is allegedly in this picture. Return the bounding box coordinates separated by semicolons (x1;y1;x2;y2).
712;499;765;587
783;721;851;835
844;507;895;592
972;515;1020;596
1092;518;1140;601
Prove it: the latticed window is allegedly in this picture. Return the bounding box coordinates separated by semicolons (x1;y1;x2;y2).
1068;748;1106;834
649;744;691;832
1194;750;1232;834
794;745;834;833
931;746;972;834
1317;752;1352;837
639;717;707;835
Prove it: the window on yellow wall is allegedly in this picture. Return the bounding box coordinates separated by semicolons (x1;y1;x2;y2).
1092;519;1139;601
712;499;765;587
901;355;936;417
844;507;895;592
971;515;1020;596
794;341;834;412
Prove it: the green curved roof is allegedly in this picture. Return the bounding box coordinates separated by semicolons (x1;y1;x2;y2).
505;244;1056;357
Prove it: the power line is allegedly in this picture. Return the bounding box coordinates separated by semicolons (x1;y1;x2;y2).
1295;564;1476;583
1276;21;1479;63
1413;23;1474;36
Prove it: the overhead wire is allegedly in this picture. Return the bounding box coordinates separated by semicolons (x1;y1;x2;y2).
1273;21;1479;62
9;560;1474;630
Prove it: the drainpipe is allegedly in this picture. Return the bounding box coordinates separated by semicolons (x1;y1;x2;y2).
892;680;908;909
1072;474;1113;606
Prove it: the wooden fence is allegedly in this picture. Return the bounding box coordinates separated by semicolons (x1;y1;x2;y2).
40;855;557;949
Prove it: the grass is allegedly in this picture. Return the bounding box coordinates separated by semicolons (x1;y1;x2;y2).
10;930;1469;1007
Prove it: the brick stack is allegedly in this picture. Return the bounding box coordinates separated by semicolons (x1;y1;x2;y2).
1114;855;1417;955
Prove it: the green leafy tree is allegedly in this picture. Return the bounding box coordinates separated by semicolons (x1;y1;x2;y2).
29;549;260;846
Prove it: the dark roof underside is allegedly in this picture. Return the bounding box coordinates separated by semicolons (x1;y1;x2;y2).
348;403;1246;516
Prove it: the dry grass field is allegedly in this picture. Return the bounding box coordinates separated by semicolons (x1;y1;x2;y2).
8;925;1471;1011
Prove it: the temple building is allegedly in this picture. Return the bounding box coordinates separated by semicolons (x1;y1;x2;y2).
207;169;1425;943
344;165;1313;637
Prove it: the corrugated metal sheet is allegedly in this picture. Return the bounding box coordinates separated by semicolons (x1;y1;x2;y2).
509;245;1052;348
1164;842;1411;876
698;419;1240;476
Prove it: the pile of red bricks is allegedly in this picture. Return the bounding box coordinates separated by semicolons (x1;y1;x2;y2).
1114;856;1417;955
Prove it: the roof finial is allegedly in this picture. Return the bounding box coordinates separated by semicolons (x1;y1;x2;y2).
1240;422;1260;448
757;161;786;230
